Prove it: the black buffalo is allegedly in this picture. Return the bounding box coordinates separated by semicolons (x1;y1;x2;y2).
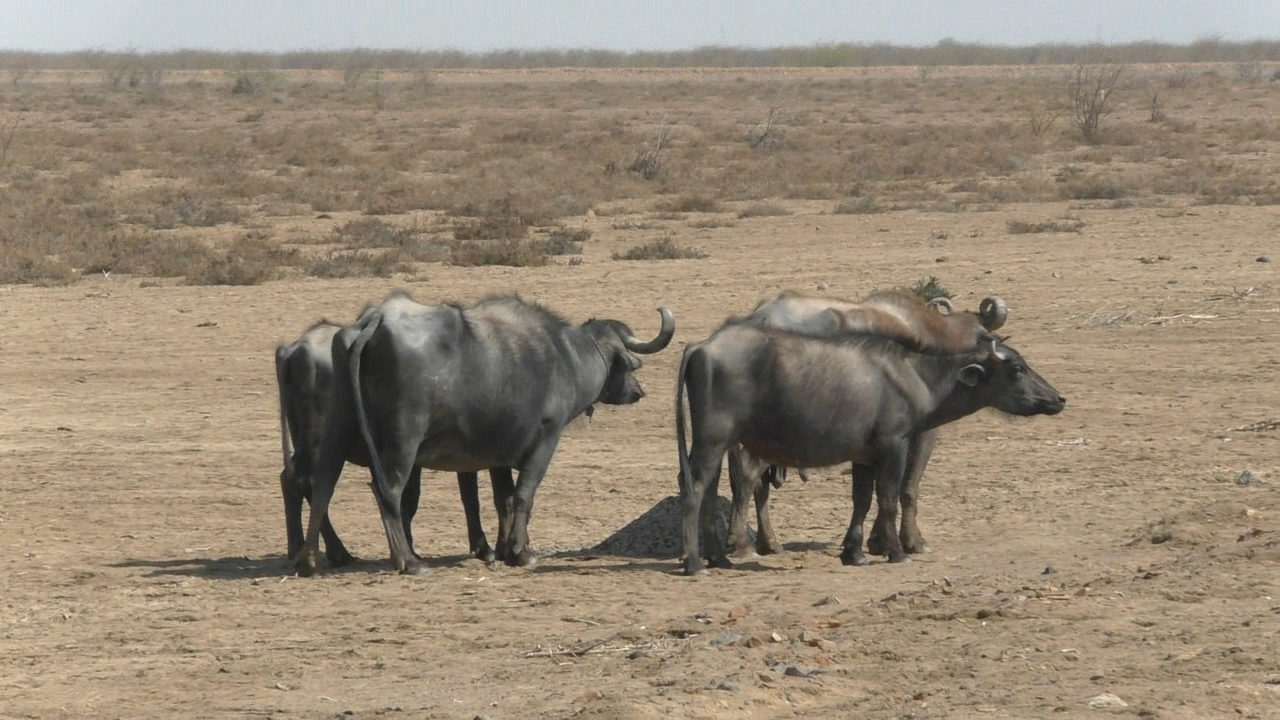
276;318;513;569
295;293;675;576
725;289;1009;559
675;324;1063;576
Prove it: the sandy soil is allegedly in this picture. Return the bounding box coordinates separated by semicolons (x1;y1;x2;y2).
1;198;1276;719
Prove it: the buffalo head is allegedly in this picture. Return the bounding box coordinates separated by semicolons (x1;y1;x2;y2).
586;307;676;405
957;337;1064;417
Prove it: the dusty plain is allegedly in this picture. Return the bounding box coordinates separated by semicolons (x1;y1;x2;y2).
0;64;1277;718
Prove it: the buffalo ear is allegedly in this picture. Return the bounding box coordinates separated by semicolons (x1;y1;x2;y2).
958;363;986;387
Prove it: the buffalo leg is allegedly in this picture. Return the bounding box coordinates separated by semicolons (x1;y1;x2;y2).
282;464;355;567
867;429;936;556
297;430;348;576
489;468;516;562
457;471;496;563
281;466;308;560
402;466;422;559
753;474;780;555
840;465;875;566
899;428;938;554
682;443;732;575
869;440;910;564
506;442;562;568
726;446;758;558
370;442;430;575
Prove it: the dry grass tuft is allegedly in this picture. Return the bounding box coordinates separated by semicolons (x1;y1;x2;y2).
833;196;883;215
737;202;792;218
1007;218;1086;234
612;235;708;261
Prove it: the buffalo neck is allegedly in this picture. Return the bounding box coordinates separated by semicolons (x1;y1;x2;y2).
902;347;991;430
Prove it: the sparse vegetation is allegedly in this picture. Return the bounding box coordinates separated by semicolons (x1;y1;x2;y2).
908;275;951;301
834;196;883;215
1067;64;1124;141
656;195;723;214
448;238;549;267
1007;218;1085;234
737;202;792;218
612;236;708;261
0;47;1276;285
184;233;298;286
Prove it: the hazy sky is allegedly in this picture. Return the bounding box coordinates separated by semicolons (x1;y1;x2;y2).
1;0;1276;53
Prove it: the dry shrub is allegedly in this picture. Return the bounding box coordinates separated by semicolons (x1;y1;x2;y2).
1007;218;1085;234
0;249;77;286
688;217;738;229
307;249;403;278
184;233;298;286
1059;173;1129;200
535;227;591;256
834;196;882;214
737;202;792;218
1067;64;1124;141
149;193;246;229
907;275;951;301
612;235;707;261
333;217;416;247
656;194;722;213
448;238;548;267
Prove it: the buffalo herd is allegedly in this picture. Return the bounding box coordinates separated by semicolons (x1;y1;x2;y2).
276;289;1064;577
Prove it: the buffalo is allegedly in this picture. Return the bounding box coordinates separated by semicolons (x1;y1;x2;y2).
725;289;1009;558
276;318;513;569
675;323;1063;576
295;293;675;576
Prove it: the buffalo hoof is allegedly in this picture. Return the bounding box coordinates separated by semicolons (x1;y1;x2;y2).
840;551;869;567
294;554;320;578
901;534;931;555
756;539;782;556
708;555;733;570
729;544;759;560
681;559;709;577
326;548;357;568
887;551;911;564
400;560;433;576
866;532;887;557
507;550;538;568
473;543;497;565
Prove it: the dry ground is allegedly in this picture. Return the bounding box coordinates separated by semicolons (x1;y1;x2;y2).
1;66;1278;718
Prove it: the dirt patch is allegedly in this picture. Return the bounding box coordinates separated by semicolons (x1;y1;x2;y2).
0;66;1277;719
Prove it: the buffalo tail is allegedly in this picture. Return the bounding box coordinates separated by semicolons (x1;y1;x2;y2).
348;311;400;518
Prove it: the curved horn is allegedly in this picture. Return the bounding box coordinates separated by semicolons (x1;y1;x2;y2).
621;307;676;354
990;337;1008;361
926;296;954;314
978;296;1008;331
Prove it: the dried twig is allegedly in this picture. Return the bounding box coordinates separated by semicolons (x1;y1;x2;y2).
1233;419;1280;433
1206;286;1255;301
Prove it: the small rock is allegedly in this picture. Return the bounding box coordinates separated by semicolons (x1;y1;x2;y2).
1086;692;1128;709
627;649;648;660
711;631;742;647
770;631;787;643
1257;256;1271;263
783;665;812;678
935;256;949;263
1042;565;1058;575
813;595;842;607
744;636;764;648
975;608;994;619
713;680;740;692
474;715;492;720
1235;470;1264;486
816;282;829;291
